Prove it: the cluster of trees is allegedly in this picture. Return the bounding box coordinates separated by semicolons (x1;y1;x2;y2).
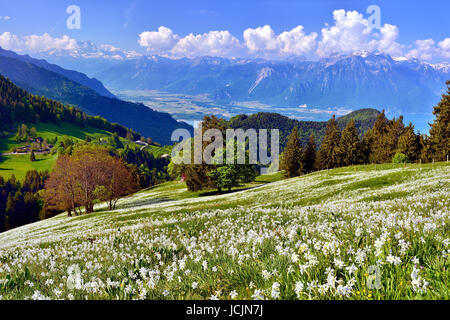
0;142;171;232
0;75;140;140
178;116;256;192
42;134;170;190
45;145;137;215
119;146;170;188
281;80;450;176
15;123;37;142
0;171;48;232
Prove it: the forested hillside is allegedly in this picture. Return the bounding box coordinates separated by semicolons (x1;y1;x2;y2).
0;75;140;139
228;108;380;147
0;54;193;144
0;47;115;98
0;75;173;233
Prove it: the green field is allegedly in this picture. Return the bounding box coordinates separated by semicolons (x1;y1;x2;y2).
0;122;113;153
0;153;58;180
145;144;173;157
0;122;170;181
0;162;448;300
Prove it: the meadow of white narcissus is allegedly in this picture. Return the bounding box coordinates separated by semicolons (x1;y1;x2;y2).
0;163;448;300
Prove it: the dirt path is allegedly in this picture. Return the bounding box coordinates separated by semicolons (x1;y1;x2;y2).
0;151;51;156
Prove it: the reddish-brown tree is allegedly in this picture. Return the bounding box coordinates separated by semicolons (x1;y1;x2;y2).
96;158;137;210
46;145;137;215
45;155;81;216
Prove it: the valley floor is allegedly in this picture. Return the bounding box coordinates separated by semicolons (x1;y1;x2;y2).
0;163;448;300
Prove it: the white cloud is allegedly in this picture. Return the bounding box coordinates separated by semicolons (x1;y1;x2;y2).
0;32;141;60
138;26;179;53
171;30;242;58
139;27;242;58
438;38;450;58
25;33;78;53
244;25;279;53
317;10;372;57
316;9;404;58
0;32;78;53
404;37;450;61
405;39;437;60
278;26;318;55
0;16;11;21
0;32;21;50
1;9;449;62
243;25;317;57
372;24;403;56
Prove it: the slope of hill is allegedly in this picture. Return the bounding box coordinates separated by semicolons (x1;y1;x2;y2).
228;108;380;147
0;53;193;145
0;47;115;98
0;162;448;300
0;121;122;180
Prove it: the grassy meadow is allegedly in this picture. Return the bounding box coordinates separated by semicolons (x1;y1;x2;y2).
0;154;58;181
0;122;170;181
0;162;448;300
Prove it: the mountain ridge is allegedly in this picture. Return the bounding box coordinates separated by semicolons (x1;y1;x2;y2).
0;47;115;98
95;52;448;121
0;52;193;145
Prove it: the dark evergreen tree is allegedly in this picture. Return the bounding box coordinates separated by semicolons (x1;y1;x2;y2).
367;111;389;164
340;119;361;166
428;80;450;162
281;127;304;177
385;116;406;162
30;150;36;162
397;123;421;162
419;134;433;163
316;115;342;169
303;134;317;174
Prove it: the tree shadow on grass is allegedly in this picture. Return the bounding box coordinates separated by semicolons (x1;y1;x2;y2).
100;196;173;212
198;185;261;197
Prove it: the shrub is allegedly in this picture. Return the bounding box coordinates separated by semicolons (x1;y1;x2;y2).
392;152;410;164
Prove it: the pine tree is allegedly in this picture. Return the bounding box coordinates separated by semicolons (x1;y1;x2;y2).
419;134;433;163
397;123;421;162
316;115;342;169
281;127;304;177
30;150;36;162
367;111;405;163
340;119;361;166
428;80;450;162
303;134;317;173
368;111;388;163
385;116;405;162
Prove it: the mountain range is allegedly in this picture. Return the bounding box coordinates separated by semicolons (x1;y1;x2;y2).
93;52;449;131
1;45;448;138
0;47;192;145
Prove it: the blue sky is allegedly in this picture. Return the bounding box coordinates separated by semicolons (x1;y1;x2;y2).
0;0;449;62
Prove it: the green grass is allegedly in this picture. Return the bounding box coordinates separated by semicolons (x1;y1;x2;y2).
0;122;113;154
145;144;173;157
0;162;448;300
0;153;58;180
31;122;112;142
127;171;285;204
0;121;146;180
